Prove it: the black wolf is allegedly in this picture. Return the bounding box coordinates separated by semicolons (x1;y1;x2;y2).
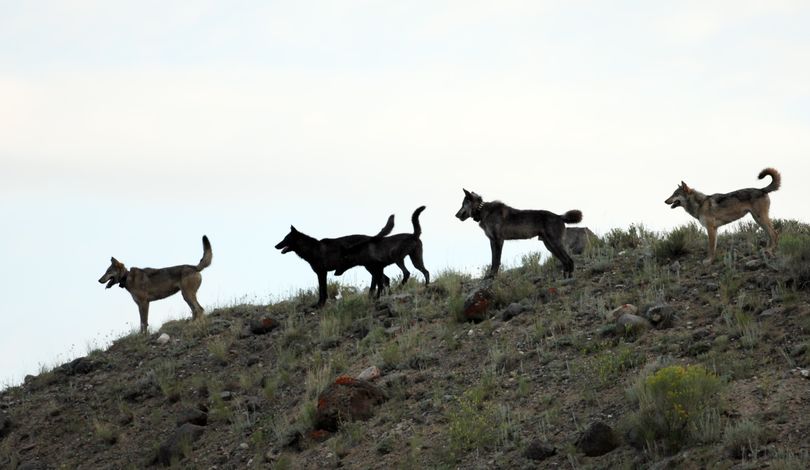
274;216;395;307
334;206;430;298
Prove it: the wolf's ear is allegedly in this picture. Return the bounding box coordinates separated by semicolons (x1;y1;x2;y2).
290;225;297;233
463;188;471;197
111;256;121;265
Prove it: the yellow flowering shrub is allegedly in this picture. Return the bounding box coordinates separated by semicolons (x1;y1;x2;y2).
628;364;724;451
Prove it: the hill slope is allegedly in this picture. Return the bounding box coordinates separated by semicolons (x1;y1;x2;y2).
2;221;810;469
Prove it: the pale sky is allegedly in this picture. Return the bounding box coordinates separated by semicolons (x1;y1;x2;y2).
2;1;809;386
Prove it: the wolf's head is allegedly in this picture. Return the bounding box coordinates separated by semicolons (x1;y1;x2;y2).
275;226;306;255
98;257;128;289
456;189;483;221
665;182;692;209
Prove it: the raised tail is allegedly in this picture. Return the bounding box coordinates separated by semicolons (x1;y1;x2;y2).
196;235;212;271
758;168;781;193
411;206;426;237
562;210;583;224
371;214;395;240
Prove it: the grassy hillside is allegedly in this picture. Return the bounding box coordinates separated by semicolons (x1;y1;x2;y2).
2;220;810;469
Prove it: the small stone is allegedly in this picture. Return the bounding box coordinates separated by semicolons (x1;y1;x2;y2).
462;285;493;322
790;343;808;358
607;304;637;322
220;391;234;401
643;303;676;329
155;423;205;466
239;442;249;450
744;259;764;270
800;369;810;379
502;302;529;321
759;306;784;318
0;412;11;439
314;378;387;432
156;333;171;345
575;421;619;457
249;317;279;335
357;366;381;381
176;407;208;427
563;227;598;255
670;260;681;274
524;440;556;461
616;313;651;336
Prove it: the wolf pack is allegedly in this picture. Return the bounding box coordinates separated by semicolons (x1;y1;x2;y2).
99;168;782;333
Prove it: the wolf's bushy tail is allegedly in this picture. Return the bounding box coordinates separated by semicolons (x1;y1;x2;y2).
411;206;426;237
197;235;212;271
758;168;781;193
562;210;583;224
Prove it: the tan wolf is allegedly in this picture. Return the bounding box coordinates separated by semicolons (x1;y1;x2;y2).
665;168;780;264
98;236;212;333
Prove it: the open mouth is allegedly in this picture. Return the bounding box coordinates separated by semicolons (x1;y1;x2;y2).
101;277;116;288
275;242;291;254
667;200;681;209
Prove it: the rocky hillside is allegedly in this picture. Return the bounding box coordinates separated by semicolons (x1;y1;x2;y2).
2;221;810;469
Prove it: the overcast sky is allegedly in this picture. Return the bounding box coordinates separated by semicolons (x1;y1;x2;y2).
2;1;809;386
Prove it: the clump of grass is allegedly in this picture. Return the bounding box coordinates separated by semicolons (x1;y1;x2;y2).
722;306;761;349
625;364;724;452
93;419;118;445
376;325;424;371
207;380;231;423
520;251;544;277
779;232;810;289
723;418;768;459
328;421;366;457
719;268;743;304
770;447;810;469
653;223;701;261
605;223;653;250
304;362;333;400
281;315;307;349
207;337;231;364
153;360;180;401
432;270;468;320
491;271;537;307
447;389;497;453
583;343;645;387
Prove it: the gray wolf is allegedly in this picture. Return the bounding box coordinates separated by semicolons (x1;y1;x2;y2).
665;167;780;264
98;235;212;333
455;189;583;277
274;215;395;308
334;206;430;298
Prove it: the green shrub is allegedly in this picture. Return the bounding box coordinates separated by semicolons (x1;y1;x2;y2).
447;389;497;452
723;418;767;459
779;233;810;288
626;364;724;452
605;223;653;250
653;223;701;261
491;272;536;307
586;343;645;387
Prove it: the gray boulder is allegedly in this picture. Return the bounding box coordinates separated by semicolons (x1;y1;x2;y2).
564;227;599;255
